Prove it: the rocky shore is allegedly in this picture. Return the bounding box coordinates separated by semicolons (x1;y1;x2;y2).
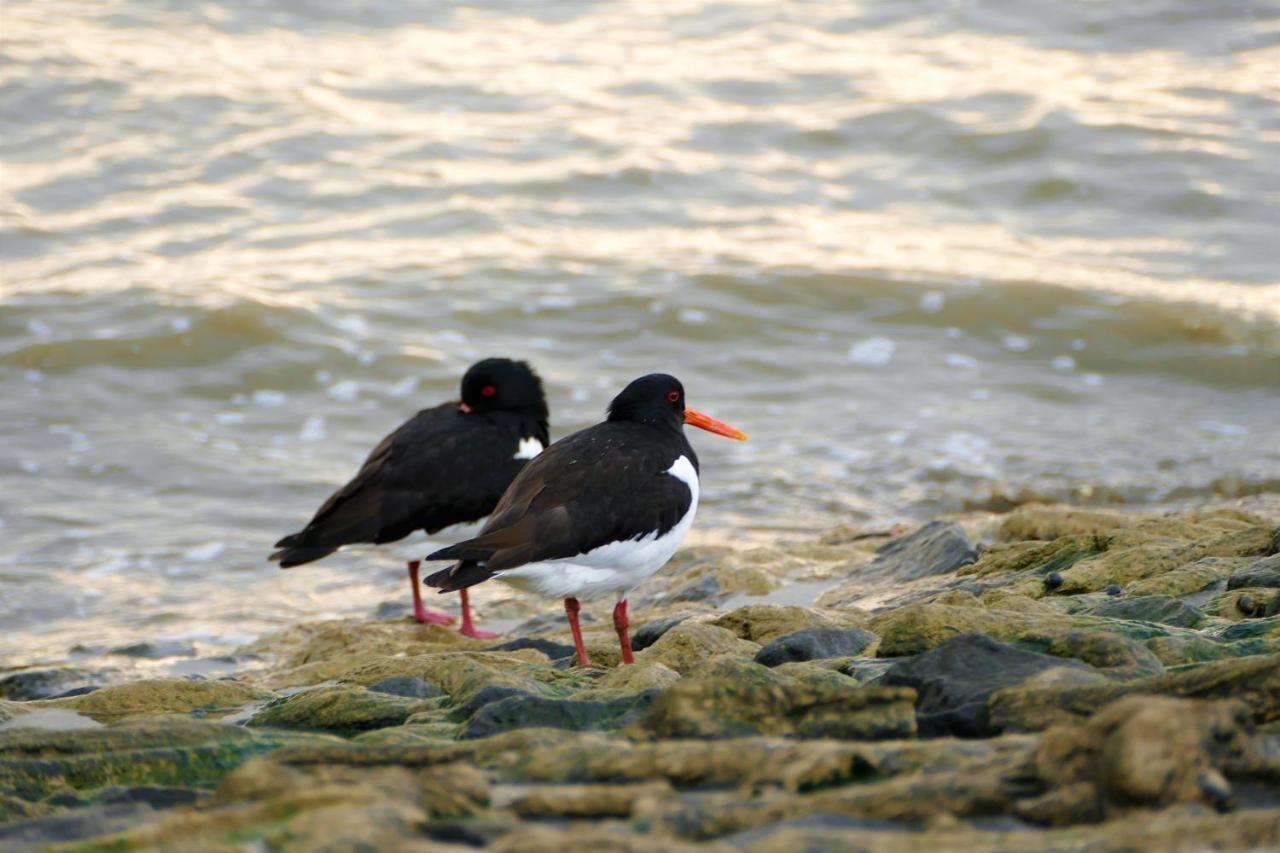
2;501;1279;851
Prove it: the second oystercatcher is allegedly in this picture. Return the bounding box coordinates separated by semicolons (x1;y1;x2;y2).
423;373;746;664
270;358;549;637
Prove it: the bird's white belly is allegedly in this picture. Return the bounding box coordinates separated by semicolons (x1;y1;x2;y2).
497;455;699;602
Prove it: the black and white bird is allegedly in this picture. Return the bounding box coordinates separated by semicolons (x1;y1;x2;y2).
423;373;746;664
270;358;549;637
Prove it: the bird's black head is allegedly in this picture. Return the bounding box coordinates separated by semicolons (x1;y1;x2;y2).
607;373;747;441
460;358;548;420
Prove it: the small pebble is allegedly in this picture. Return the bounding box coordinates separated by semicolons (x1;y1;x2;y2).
1237;595;1258;617
1106;583;1122;596
1044;572;1064;590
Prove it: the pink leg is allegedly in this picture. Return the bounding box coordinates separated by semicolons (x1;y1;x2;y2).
565;597;591;666
408;561;455;625
458;587;499;639
613;598;634;665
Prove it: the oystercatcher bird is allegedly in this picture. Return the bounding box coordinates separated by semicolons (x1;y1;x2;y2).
423;373;746;665
270;358;549;637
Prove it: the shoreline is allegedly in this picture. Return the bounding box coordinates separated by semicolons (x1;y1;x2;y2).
2;497;1279;849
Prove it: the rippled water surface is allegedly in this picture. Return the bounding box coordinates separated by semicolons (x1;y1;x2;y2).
3;0;1279;664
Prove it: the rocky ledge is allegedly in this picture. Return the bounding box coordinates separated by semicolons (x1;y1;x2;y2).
2;502;1279;850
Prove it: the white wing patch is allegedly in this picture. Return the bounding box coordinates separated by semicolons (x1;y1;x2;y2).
513;437;544;460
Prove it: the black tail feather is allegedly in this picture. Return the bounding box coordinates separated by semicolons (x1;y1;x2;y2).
425;543;494;563
269;532;337;568
425;560;493;592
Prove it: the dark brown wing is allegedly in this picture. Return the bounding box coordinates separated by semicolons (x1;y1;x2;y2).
271;402;535;566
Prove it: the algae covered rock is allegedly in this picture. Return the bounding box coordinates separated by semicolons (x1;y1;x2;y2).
711;604;849;644
636;658;915;740
635;622;759;674
48;679;272;723
989;652;1280;733
1019;695;1252;824
1083;594;1205;628
246;685;423;734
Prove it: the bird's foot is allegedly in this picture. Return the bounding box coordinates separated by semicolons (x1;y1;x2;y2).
459;624;500;640
414;606;456;626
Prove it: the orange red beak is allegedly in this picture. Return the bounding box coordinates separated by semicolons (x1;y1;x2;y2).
684;407;748;441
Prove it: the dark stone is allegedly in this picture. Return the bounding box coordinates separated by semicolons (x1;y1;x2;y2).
632;613;696;651
1044;571;1064;589
373;600;408;619
46;685;102;699
667;573;723;602
486;637;577;660
513;610;597;636
99;785;208;809
461;690;662;739
881;634;1094;737
107;641;197;659
856;521;978;583
754;628;878;667
448;685;537;720
1085;595;1205;628
1227;554;1280;591
368;676;443;699
1238;595;1259;617
0;668;99;701
1106;583;1123;596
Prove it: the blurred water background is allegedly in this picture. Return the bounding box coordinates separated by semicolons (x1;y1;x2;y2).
3;0;1278;666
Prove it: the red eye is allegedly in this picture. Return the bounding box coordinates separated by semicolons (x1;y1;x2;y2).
481;385;497;397
666;390;680;403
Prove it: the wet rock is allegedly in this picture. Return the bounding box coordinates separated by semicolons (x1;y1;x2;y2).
635;622;759;674
632;613;696;651
1106;583;1122;596
989;652;1280;733
1084;594;1204;628
0;668;100;701
637;658;915;740
1229;554;1280;590
1018;696;1252;824
881;635;1097;737
1044;571;1063;589
754;628;877;667
462;691;661;739
487;637;577;660
107;640;198;659
854;521;978;584
247;686;422;734
47;678;272;723
368;675;444;699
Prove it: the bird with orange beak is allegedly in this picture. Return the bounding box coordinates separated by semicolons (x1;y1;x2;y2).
424;373;747;665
